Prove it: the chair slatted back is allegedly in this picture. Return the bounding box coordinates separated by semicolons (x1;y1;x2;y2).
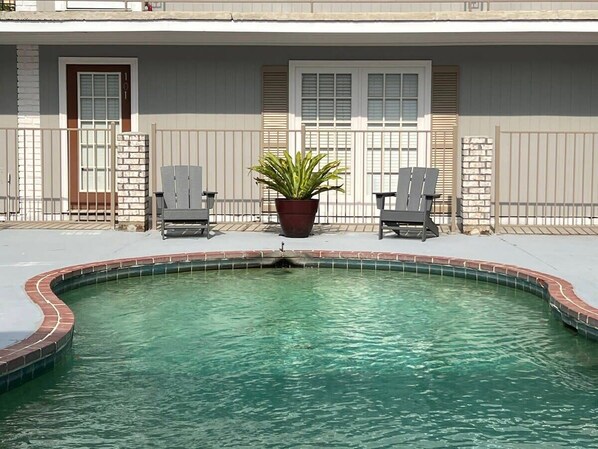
161;165;203;209
395;167;439;212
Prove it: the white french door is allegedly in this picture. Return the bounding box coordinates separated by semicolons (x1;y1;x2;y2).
289;61;432;221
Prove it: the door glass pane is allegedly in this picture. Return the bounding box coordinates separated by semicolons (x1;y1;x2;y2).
336;74;352;97
368;99;383;121
94;98;107;120
385;74;401;97
302;99;317;121
318;74;334;97
302;74;317;96
403;74;418;97
93;74;106;96
107;75;120;97
78;72;121;193
107;98;120;120
80;74;93;96
318;99;334;121
336;99;351;121
385;99;400;122
368;74;383;97
402;99;418;122
80;99;93;120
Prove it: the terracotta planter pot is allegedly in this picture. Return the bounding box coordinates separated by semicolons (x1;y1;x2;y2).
275;198;319;238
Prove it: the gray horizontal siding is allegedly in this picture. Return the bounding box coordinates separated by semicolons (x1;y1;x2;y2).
40;45;598;138
0;46;17;129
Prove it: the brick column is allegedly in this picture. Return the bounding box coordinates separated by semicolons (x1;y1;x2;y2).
462;137;493;234
116;133;150;232
17;44;41;220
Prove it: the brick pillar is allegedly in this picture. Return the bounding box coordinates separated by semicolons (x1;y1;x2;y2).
116;133;150;232
17;44;41;220
462;136;493;234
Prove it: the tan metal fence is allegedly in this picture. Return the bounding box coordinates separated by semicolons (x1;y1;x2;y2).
0;126;117;225
494;127;598;231
27;0;598;12
150;126;458;229
0;0;15;11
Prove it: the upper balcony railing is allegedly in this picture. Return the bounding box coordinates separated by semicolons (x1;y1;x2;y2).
1;0;15;12
18;0;598;14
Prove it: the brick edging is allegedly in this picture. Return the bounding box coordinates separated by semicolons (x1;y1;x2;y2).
1;249;596;393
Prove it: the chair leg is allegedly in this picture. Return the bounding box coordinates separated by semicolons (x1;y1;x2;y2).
422;221;426;242
206;220;211;239
161;216;165;240
378;220;384;240
427;217;439;237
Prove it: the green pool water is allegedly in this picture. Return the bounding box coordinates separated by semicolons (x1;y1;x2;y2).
1;268;597;448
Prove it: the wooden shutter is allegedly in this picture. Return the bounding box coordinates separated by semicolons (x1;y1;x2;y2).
431;65;459;214
261;65;289;214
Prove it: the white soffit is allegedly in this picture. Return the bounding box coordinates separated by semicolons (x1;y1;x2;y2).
2;20;598;45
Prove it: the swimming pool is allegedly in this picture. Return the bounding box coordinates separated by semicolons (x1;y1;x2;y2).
1;260;597;448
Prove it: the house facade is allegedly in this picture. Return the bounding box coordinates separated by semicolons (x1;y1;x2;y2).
1;1;597;232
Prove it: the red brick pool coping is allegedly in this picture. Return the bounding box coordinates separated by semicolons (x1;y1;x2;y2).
2;249;597;392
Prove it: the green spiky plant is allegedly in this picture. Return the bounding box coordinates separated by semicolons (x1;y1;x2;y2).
250;151;345;200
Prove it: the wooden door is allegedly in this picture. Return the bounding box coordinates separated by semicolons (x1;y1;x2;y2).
66;64;131;209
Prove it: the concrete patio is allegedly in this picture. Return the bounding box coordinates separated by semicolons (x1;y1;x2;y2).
1;228;597;349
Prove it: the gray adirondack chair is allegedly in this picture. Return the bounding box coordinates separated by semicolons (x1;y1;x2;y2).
374;167;440;241
155;165;217;239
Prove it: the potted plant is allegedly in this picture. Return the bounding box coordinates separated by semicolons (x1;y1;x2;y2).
250;150;345;238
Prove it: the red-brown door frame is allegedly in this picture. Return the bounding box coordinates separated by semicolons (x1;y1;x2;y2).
66;64;131;209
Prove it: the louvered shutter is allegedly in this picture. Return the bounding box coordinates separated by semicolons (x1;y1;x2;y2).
431;66;459;215
261;66;289;214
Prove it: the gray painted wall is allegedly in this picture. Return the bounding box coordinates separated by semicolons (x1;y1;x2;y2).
40;45;598;138
0;46;17;129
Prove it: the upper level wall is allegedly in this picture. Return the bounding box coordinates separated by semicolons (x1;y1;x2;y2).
27;1;598;13
39;45;598;138
0;46;17;128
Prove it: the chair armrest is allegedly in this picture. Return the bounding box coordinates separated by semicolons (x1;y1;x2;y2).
203;191;218;209
154;192;165;216
373;192;396;210
425;194;441;199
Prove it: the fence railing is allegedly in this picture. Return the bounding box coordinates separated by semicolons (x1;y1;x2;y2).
494;127;598;230
22;0;598;13
0;125;117;224
150;126;458;228
0;0;15;11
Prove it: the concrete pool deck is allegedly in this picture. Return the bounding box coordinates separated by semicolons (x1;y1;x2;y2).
1;228;597;350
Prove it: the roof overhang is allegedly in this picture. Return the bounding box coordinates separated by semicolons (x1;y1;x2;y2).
2;11;598;46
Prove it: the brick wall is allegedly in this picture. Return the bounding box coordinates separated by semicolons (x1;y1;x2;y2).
116;133;150;231
462;136;493;233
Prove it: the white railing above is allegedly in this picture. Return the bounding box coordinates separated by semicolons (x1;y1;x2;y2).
21;0;598;13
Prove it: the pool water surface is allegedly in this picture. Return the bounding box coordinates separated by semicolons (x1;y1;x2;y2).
1;268;597;448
